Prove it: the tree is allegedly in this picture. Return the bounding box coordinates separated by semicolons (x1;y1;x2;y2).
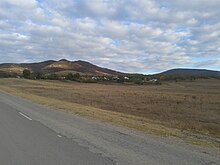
117;76;125;83
23;69;31;79
66;73;80;81
47;74;59;80
35;72;42;79
133;78;143;85
0;71;8;78
73;73;80;80
66;73;74;80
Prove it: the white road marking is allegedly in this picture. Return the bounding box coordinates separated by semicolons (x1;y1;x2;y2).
57;135;62;138
19;112;32;121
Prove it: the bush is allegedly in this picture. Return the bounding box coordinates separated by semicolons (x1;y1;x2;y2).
47;74;59;80
23;69;31;79
66;73;81;81
0;71;17;78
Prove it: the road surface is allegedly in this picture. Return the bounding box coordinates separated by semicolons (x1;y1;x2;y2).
0;92;219;165
0;92;114;165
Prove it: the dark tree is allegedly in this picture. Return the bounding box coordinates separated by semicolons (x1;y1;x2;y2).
66;73;74;80
47;74;59;80
66;73;80;81
73;73;80;80
23;69;31;79
35;72;43;79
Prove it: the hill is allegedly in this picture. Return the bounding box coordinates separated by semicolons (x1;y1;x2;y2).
0;60;219;80
0;59;124;76
157;68;220;79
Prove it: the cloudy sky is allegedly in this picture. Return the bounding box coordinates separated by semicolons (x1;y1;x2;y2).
0;0;220;73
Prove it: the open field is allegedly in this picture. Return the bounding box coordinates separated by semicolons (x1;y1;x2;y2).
0;78;219;148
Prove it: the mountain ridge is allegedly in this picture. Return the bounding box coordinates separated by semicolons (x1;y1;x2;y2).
0;60;219;79
158;68;220;78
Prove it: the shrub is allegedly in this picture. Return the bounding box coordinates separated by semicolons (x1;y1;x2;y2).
23;69;31;79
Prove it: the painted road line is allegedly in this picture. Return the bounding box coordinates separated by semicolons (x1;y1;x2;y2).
19;112;33;121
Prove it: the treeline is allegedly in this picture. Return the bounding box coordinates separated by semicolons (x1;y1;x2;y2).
19;69;161;85
1;69;218;84
0;71;18;78
21;70;81;81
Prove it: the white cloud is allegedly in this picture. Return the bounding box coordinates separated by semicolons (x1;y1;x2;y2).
0;0;219;73
0;0;37;9
82;0;118;17
165;0;220;9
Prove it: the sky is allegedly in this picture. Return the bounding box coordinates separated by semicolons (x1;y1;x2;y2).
0;0;220;74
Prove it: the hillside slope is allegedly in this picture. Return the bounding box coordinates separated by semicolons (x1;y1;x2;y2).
0;59;124;76
158;68;220;79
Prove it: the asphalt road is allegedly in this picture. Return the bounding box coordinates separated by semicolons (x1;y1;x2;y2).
0;91;219;165
0;93;114;165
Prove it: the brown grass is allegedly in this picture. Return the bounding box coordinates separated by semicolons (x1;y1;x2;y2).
0;78;220;148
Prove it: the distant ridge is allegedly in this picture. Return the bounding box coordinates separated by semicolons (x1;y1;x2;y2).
158;68;220;79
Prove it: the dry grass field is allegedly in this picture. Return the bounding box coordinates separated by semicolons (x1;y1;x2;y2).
0;78;219;148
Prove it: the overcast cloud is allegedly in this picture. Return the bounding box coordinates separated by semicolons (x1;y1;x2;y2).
0;0;219;73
